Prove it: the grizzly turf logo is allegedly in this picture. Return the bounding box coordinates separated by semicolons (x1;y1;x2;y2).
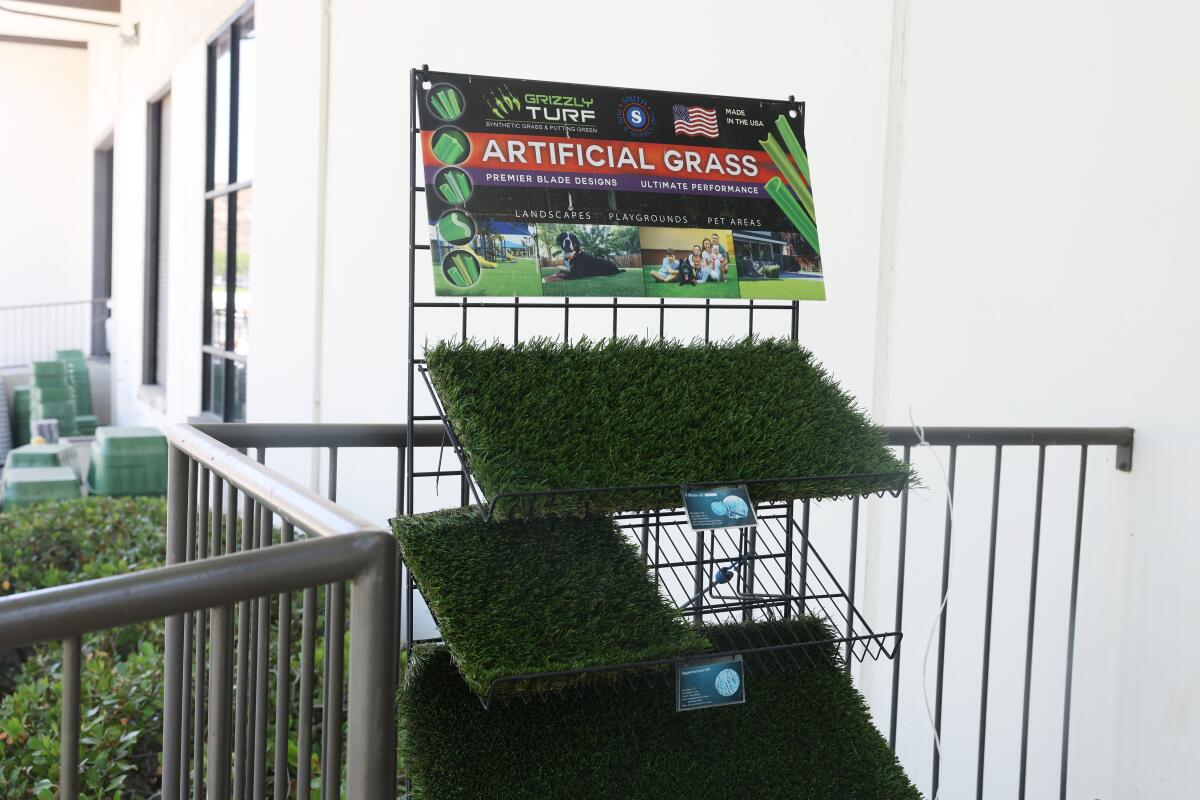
485;86;523;119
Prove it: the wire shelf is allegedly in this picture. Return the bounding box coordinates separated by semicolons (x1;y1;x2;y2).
412;505;898;709
416;363;909;521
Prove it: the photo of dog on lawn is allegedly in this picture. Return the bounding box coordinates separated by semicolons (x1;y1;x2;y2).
535;224;644;297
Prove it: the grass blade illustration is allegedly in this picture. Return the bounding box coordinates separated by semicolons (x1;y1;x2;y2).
761;134;815;221
765;177;820;255
774;114;811;185
432;132;466;164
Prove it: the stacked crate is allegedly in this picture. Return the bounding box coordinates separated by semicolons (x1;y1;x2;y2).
4;442;73;470
11;386;31;447
1;467;82;508
0;375;10;465
30;361;77;437
88;427;168;496
56;350;95;420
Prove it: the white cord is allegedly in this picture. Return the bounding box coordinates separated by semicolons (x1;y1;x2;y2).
911;408;955;800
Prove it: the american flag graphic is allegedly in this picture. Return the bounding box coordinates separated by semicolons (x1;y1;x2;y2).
672;105;719;138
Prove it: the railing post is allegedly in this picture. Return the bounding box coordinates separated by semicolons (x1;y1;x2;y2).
163;444;189;797
346;533;398;799
60;634;81;800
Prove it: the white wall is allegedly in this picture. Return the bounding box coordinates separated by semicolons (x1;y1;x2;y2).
0;40;89;306
864;1;1200;798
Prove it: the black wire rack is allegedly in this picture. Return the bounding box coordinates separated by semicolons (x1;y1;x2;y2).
403;65;903;714
416;362;910;522
413;503;900;709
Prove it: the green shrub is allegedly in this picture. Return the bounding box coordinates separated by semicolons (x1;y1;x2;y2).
425;337;912;517
392;508;707;696
0;641;163;799
400;619;920;800
0;497;167;593
0;498;168;797
0;497;349;797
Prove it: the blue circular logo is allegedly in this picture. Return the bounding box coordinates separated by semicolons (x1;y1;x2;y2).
710;500;729;517
714;668;741;697
617;96;655;138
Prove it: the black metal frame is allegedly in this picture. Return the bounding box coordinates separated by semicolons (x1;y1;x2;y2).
202;6;254;422
402;66;902;717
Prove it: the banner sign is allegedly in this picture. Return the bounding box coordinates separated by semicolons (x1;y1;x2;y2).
682;484;757;531
677;655;746;711
417;70;824;301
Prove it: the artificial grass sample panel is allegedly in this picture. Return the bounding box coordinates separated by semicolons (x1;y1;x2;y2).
400;619;921;800
392;508;707;696
424;337;911;516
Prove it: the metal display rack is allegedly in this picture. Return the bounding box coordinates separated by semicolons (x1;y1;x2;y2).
402;66;903;708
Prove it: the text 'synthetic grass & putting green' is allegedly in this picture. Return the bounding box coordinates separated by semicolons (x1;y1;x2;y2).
391;508;707;696
400;618;922;800
423;336;913;517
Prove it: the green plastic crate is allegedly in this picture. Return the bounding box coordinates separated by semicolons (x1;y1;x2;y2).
57;351;93;416
31;361;67;380
32;385;75;404
31;410;77;437
87;427;168;496
1;466;81;509
11;387;31;448
76;415;98;436
4;443;72;470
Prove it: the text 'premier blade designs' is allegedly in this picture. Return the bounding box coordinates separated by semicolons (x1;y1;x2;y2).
416;70;825;301
672;105;719;139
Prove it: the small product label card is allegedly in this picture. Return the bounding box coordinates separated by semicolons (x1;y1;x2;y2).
681;484;757;531
676;655;746;712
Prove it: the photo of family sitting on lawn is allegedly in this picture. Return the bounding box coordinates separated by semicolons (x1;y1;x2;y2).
640;227;741;298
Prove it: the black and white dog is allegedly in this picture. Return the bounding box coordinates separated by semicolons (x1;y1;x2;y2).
545;232;623;282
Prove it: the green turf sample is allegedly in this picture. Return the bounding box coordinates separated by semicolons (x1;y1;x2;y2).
391;508;708;696
766;176;821;255
423;337;910;516
400;619;921;800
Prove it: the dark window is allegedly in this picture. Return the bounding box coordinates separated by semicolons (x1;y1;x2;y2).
92;139;113;357
144;92;170;387
202;8;253;421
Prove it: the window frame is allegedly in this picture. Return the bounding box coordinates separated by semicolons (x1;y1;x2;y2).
201;5;253;421
143;87;170;388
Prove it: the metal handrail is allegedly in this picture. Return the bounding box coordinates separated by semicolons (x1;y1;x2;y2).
0;532;386;651
0;422;401;799
0;297;108;312
170;422;384;538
